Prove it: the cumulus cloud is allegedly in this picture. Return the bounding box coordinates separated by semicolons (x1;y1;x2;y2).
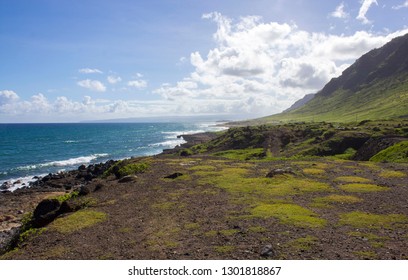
392;0;408;9
154;12;408;116
0;90;19;105
79;68;103;74
357;0;378;24
107;75;122;84
127;79;147;89
77;79;107;92
330;2;349;19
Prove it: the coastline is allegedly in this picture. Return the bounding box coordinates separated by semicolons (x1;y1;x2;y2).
0;130;221;252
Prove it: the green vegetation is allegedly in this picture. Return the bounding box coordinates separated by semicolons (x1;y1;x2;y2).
214;246;235;253
370;141;408;163
287;235;318;251
334;176;371;183
251;203;327;228
50;210;107;234
339;183;389;193
213;148;266;160
378;170;406;178
19;228;47;243
339;211;408;229
103;160;149;178
348;232;388;248
52;191;79;203
312;195;362;208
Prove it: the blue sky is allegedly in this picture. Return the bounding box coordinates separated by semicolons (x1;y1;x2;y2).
1;0;408;122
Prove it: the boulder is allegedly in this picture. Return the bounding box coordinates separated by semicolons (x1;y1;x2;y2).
266;168;294;178
32;199;62;227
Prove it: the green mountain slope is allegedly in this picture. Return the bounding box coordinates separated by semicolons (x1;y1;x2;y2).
248;33;408;125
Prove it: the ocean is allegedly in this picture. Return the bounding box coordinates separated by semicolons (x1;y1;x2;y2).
0;122;226;191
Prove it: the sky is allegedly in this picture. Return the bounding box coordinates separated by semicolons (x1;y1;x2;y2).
1;0;408;123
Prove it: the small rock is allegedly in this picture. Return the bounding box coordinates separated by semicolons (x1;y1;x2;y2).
118;176;138;183
260;244;275;257
78;165;87;171
164;173;184;179
266;168;294;178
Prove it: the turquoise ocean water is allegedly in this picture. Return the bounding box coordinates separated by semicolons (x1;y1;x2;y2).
0;122;225;190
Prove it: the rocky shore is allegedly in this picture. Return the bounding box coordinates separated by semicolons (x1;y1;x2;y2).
0;132;216;253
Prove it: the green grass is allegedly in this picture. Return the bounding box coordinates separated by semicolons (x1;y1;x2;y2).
212;148;266;160
50;210;107;234
251;203;327;228
339;183;389;193
370;141;408;163
303;168;326;175
245;76;408;124
339;211;408;229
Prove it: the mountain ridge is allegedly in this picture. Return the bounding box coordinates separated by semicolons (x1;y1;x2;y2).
239;33;408;125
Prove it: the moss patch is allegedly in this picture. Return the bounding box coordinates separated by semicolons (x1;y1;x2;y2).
379;170;406;178
212;148;266;160
339;211;408;229
339;183;389;193
50;210;107;234
303;168;326;175
312;195;362;208
348;232;388;248
251;203;327;228
287;235;318;251
370;141;408;163
334;176;371;183
214;245;235;253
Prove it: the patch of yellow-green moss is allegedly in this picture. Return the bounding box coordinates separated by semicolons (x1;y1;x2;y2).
339;183;389;193
303;168;326;176
334;176;371;183
50;210;107;234
339;211;408;229
379;170;406;178
248;226;267;233
214;245;235;253
251;203;327;228
348;232;388;248
353;250;378;259
311;195;362;208
287;235;318;251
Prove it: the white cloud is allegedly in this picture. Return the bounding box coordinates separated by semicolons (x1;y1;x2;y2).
77;79;107;92
392;0;408;9
127;79;147;89
107;75;122;84
154;12;408;116
357;0;378;24
330;2;349;19
0;90;19;105
78;68;103;74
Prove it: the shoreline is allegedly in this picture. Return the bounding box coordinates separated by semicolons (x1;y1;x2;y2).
0;130;222;252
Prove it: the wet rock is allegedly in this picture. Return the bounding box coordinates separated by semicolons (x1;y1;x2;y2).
266;168;294;178
32;199;61;227
164;173;184;179
1;181;12;190
78;165;87;171
260;244;275;257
